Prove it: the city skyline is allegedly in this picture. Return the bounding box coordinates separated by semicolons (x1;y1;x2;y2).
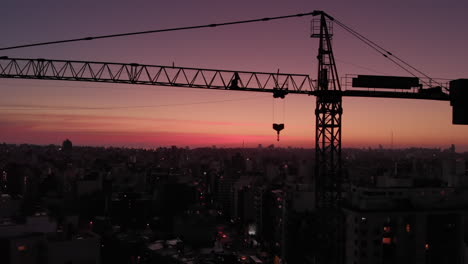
1;0;467;150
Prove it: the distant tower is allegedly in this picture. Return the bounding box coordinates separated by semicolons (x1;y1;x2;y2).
62;139;73;152
450;144;456;153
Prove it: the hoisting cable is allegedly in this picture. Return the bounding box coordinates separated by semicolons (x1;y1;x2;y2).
0;12;316;51
335;21;421;80
333;18;446;90
272;69;285;141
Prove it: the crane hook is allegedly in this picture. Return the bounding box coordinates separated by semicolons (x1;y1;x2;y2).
273;123;284;141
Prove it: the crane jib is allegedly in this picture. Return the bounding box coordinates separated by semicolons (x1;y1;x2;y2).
0;57;313;94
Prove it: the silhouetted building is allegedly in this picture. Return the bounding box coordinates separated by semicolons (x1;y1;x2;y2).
233;182;255;224
344;185;467;264
0;233;45;264
215;177;236;217
0;194;21;218
46;232;100;264
4;163;25;196
62;139;73;153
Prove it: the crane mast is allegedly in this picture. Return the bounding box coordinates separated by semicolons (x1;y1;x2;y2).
313;11;343;210
311;11;344;264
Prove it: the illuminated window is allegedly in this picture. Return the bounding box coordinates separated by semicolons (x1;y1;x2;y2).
382;237;392;244
17;245;27;251
425;243;430;250
406;224;411;233
248;224;256;236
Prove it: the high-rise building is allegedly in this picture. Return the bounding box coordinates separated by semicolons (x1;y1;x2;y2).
260;189;288;261
344;186;467;264
62;139;73;153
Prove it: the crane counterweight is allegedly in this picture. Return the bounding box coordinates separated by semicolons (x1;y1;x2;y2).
450;79;468;124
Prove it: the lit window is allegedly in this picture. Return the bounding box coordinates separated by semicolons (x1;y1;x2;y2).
382;237;392;244
248;224;256;236
17;245;27;251
406;224;411;233
425;243;430;250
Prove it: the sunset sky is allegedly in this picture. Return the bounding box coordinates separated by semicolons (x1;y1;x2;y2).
1;0;467;150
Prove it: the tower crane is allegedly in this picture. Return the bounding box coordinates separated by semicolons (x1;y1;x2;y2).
1;10;467;264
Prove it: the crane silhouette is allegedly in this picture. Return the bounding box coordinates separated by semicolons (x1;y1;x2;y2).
1;10;466;264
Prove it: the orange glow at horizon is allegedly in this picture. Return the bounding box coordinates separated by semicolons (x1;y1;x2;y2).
1;110;467;150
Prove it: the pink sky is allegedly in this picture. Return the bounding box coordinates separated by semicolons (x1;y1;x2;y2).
1;1;467;151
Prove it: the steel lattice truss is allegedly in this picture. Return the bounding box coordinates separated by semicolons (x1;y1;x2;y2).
0;57;314;94
312;12;344;264
0;57;450;102
315;92;342;207
314;13;342;210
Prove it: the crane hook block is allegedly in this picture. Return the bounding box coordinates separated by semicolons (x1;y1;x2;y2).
273;89;288;99
273;123;285;141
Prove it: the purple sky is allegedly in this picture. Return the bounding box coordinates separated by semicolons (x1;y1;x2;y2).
1;0;467;150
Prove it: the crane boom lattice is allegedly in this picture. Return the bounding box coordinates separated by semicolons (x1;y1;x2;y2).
0;57;314;94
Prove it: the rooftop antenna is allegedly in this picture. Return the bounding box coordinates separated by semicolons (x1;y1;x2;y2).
391;130;394;149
